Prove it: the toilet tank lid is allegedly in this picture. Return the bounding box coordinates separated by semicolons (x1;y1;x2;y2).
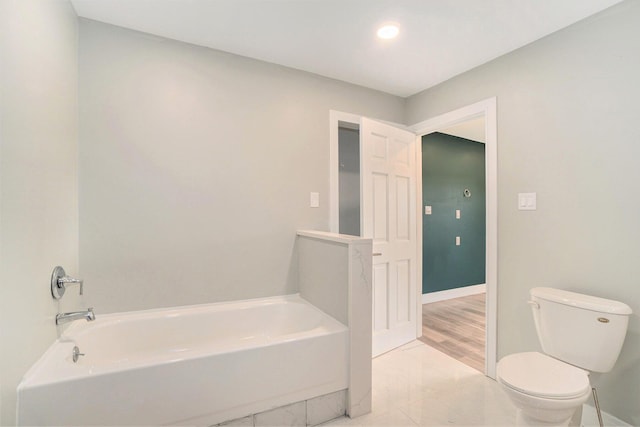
531;287;632;315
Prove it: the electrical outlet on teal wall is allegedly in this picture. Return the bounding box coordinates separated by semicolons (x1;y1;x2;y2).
422;133;486;294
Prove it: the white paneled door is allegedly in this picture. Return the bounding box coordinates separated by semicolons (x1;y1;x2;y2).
361;118;417;357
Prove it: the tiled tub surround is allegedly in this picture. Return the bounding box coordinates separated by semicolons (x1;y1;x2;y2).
215;390;347;426
17;295;348;426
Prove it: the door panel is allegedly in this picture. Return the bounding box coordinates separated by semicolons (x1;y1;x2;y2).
396;176;410;240
361;118;417;356
396;259;410;322
373;263;389;332
372;173;389;241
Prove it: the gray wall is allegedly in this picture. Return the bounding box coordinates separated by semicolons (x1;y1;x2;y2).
79;19;405;314
406;1;640;423
0;1;79;424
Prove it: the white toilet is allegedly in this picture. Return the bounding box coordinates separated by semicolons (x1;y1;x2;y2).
497;287;632;426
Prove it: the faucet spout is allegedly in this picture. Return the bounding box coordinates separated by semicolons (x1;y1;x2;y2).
56;308;95;325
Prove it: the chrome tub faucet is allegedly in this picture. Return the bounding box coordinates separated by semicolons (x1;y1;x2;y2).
50;266;84;299
56;308;95;325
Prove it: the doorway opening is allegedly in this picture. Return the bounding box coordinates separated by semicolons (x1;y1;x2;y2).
410;98;497;378
331;112;419;357
418;119;487;373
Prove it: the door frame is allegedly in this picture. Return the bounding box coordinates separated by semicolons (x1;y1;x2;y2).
409;97;497;379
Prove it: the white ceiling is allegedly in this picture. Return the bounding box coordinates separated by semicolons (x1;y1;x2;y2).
71;0;623;97
440;117;486;143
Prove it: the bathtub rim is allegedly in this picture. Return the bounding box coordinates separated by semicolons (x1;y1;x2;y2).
67;292;344;333
18;293;348;389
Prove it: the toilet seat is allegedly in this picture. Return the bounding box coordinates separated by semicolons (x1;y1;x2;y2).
497;352;590;399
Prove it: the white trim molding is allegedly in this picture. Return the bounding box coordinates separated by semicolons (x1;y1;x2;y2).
422;284;486;304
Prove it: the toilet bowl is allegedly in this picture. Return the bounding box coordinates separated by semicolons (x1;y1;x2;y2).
497;288;632;427
497;352;591;426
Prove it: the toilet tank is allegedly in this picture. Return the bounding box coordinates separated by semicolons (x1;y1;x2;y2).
530;287;632;373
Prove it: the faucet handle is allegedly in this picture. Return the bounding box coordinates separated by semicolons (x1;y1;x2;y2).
58;275;84;295
51;266;84;299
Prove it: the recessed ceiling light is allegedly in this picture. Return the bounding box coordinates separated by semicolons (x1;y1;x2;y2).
377;25;399;40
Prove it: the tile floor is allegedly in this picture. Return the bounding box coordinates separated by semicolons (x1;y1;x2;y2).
324;340;517;426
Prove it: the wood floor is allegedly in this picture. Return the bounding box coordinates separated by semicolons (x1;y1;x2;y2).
419;293;486;372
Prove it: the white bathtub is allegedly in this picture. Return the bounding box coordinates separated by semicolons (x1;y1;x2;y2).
17;294;349;426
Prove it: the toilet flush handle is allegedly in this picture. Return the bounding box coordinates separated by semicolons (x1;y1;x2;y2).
527;300;540;309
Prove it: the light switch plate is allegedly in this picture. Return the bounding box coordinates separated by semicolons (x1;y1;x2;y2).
425;206;432;215
518;192;537;210
310;192;320;208
455;209;461;219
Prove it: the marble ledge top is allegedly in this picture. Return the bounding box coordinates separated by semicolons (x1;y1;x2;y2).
296;230;372;245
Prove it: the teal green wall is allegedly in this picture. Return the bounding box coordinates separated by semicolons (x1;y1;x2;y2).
422;132;485;294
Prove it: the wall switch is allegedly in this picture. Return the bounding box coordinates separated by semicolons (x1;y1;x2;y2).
425;206;432;215
310;192;320;208
518;192;537;210
455;209;461;219
456;236;461;246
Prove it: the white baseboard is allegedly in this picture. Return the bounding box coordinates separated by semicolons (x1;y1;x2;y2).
581;404;630;426
422;284;486;304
